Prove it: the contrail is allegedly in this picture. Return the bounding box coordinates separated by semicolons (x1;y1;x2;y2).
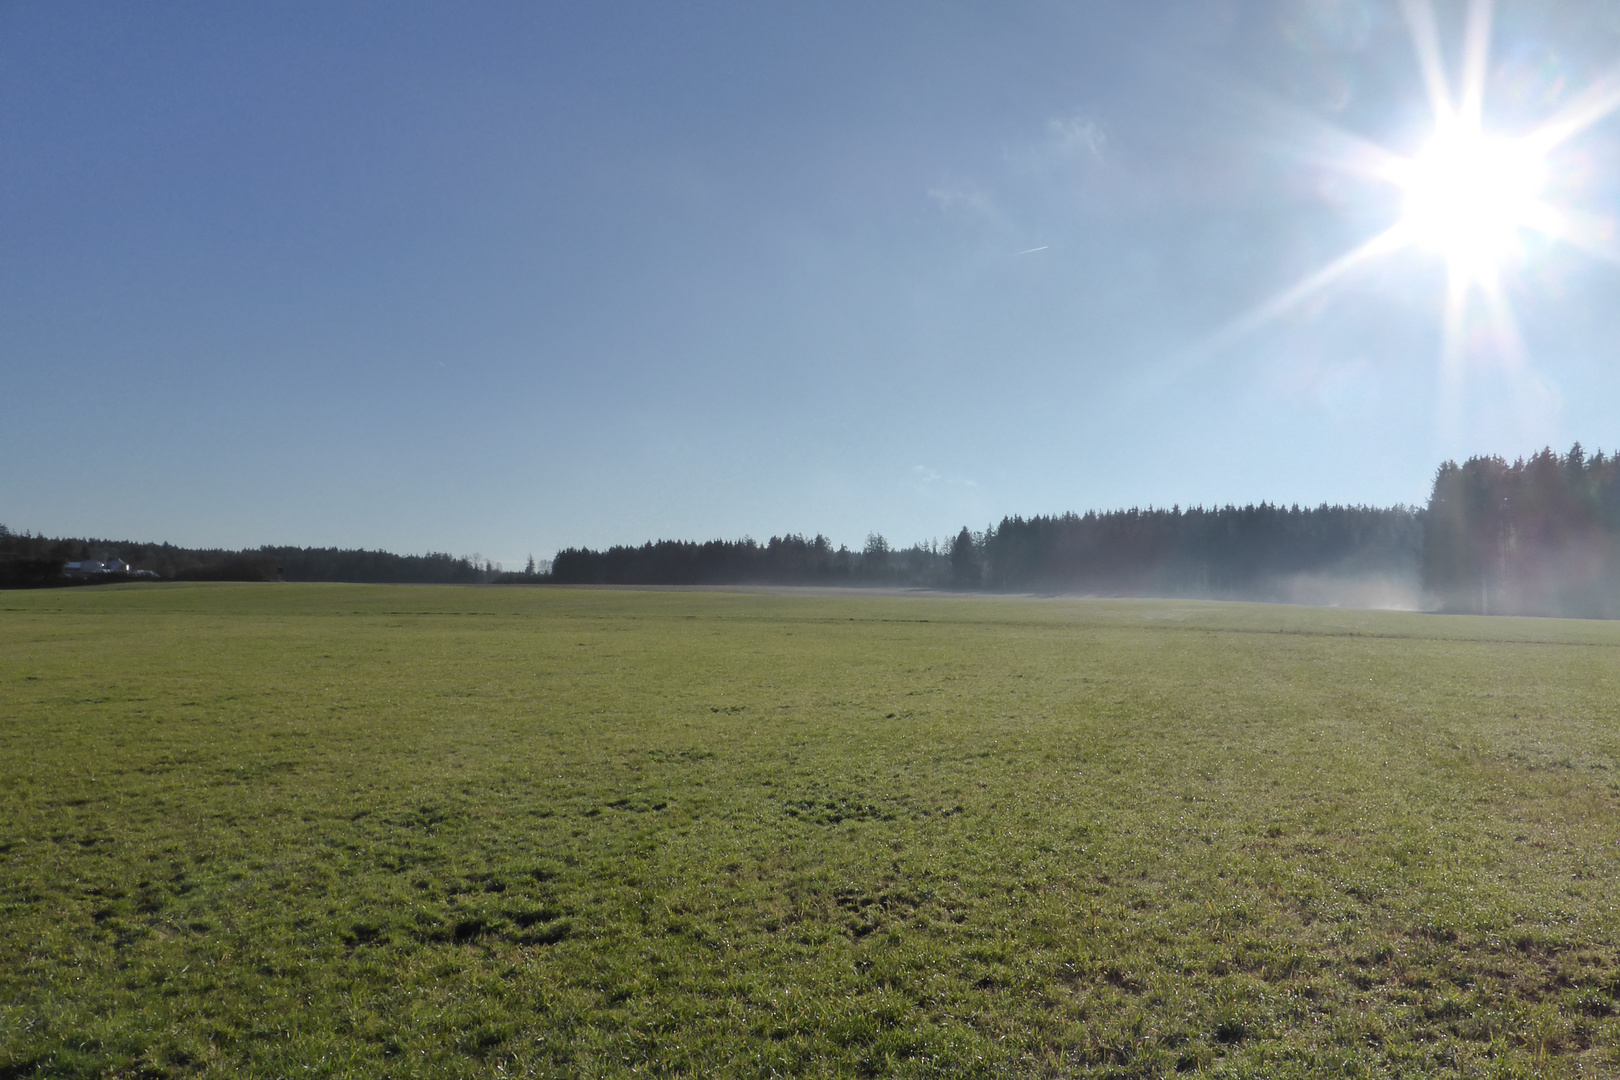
1016;245;1049;255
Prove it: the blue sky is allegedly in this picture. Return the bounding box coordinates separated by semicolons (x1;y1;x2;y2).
6;2;1620;564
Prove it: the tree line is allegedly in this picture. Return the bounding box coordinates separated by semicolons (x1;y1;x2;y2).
0;527;498;589
547;532;951;587
8;444;1618;614
979;503;1420;596
543;443;1620;613
547;504;1422;598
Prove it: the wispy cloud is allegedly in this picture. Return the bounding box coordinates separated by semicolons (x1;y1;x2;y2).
910;464;978;493
927;176;999;220
1000;108;1113;201
1046;111;1107;161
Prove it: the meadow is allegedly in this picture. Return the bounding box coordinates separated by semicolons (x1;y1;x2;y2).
4;583;1620;1078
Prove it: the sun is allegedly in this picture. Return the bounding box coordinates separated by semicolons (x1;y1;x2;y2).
1399;123;1546;282
1209;0;1620;394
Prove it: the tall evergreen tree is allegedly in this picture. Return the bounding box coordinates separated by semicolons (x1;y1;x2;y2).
950;526;980;589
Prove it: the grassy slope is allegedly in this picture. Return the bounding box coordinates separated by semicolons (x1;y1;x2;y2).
3;583;1620;1078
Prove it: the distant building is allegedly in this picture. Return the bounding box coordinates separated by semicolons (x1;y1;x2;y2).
63;558;133;576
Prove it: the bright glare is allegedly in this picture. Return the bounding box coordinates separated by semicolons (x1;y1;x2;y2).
1400;125;1545;278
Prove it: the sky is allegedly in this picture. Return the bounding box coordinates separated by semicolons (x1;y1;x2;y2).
6;1;1620;565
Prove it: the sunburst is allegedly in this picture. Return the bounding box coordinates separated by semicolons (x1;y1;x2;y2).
1398;124;1545;279
1212;0;1620;430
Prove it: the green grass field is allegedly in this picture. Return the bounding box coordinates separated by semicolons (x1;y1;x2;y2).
5;584;1620;1078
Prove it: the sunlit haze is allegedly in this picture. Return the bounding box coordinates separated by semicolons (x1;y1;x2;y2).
5;2;1620;563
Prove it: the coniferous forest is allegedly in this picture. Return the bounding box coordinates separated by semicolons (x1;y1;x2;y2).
1423;444;1620;618
544;504;1422;601
7;444;1620;616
